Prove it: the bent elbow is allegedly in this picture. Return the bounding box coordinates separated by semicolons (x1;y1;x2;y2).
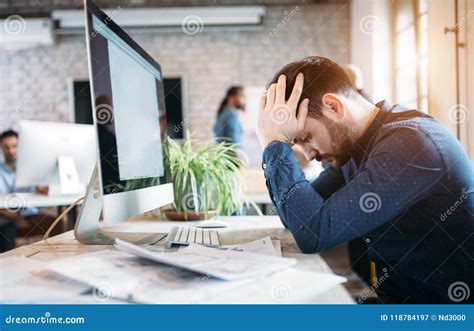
294;236;323;254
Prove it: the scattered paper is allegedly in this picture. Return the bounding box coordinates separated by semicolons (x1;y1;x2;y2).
220;236;281;257
44;249;234;302
133;268;347;304
45;249;152;300
271;239;282;256
5;239;346;303
115;238;296;281
0;256;88;304
30;245;346;304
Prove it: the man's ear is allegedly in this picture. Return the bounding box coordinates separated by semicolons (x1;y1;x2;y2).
321;93;346;120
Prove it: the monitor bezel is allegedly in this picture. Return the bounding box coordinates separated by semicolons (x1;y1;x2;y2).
84;0;173;224
86;0;163;80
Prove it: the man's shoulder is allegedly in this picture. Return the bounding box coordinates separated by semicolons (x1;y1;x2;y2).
372;113;469;171
371;116;445;163
0;161;10;172
377;113;448;146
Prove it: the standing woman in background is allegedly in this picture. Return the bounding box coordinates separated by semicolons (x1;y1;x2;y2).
214;86;246;148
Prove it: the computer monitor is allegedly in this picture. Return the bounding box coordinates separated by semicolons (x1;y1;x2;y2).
16;120;95;195
74;0;174;244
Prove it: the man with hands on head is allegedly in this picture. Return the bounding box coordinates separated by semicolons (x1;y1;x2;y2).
256;56;474;303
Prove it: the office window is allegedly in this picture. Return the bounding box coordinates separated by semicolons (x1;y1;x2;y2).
394;0;428;112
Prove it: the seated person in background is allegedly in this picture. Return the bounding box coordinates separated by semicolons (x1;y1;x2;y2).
256;56;474;303
214;86;246;148
0;130;58;250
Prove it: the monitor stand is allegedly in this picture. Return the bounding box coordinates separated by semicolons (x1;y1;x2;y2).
57;156;82;194
48;156;86;196
74;165;167;245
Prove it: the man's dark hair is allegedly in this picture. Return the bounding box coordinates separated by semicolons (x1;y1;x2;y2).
0;129;18;141
267;56;357;118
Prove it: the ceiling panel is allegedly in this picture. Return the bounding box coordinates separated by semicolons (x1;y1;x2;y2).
1;0;344;17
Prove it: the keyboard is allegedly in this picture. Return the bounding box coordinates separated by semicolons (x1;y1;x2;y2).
164;226;220;248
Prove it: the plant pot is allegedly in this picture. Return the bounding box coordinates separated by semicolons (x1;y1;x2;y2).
174;178;218;213
163;208;218;221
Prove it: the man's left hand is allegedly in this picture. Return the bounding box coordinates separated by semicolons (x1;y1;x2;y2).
256;73;309;149
35;186;49;195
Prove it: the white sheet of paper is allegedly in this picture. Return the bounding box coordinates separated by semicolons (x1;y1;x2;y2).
45;250;153;300
35;248;346;304
115;239;296;281
43;249;238;302
133;268;347;304
271;239;282;256
0;256;88;304
220;236;281;257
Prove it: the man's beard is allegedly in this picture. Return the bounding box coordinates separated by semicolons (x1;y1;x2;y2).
318;116;354;168
5;157;16;171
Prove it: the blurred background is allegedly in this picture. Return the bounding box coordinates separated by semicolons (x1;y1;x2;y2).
1;0;472;165
0;0;473;300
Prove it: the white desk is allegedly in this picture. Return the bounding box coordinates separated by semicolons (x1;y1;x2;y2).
0;193;81;209
1;216;354;304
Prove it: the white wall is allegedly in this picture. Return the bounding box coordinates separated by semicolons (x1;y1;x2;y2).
428;0;473;160
461;0;474;160
352;0;472;161
351;0;393;103
427;0;457;135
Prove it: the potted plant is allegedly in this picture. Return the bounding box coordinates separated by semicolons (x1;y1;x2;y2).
163;135;247;220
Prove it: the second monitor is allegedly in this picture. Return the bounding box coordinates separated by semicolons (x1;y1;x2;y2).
16;120;95;195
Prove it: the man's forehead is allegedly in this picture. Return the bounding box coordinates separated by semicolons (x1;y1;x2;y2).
1;137;17;144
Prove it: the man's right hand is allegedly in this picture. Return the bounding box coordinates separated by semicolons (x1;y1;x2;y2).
256;73;309;149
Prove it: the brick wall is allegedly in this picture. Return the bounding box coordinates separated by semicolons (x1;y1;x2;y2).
0;3;350;145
